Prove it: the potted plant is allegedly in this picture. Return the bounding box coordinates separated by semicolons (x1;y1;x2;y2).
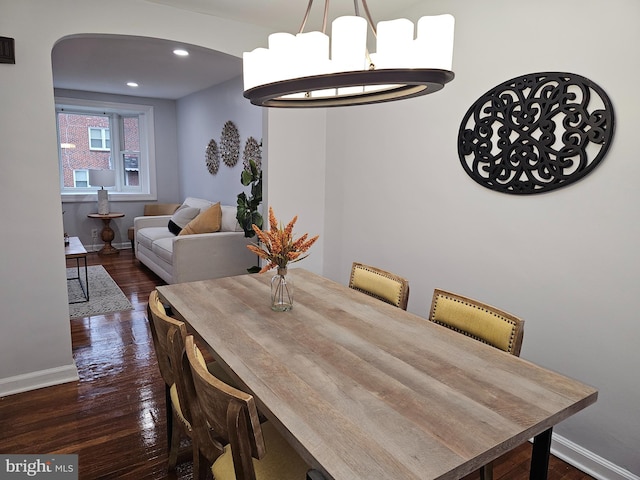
236;159;263;272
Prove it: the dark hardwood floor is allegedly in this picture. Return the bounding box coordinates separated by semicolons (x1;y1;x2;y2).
0;249;593;479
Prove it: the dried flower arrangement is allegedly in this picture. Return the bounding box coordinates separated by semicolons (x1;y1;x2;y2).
247;206;319;274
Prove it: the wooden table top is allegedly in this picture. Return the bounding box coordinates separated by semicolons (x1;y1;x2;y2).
87;212;125;220
64;236;87;258
157;269;597;480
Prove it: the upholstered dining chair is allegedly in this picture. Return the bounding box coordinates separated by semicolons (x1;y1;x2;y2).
428;289;525;356
348;262;410;310
428;288;525;480
183;335;310;480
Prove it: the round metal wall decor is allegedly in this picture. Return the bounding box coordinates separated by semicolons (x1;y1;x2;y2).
220;120;240;167
205;139;219;175
243;136;262;171
458;72;615;194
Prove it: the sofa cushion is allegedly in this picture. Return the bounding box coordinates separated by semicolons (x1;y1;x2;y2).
144;203;181;216
182;197;215;211
152;237;175;264
220;205;242;232
137;227;175;251
179;203;222;236
168;206;200;235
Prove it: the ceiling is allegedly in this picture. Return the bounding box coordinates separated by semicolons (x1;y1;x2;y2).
52;35;242;100
145;0;422;32
52;0;421;100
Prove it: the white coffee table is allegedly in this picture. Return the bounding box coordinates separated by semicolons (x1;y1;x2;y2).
65;236;89;303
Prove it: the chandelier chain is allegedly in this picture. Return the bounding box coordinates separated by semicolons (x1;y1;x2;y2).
298;0;377;35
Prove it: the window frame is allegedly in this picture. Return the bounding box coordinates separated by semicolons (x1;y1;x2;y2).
73;169;89;188
88;127;110;151
56;97;157;202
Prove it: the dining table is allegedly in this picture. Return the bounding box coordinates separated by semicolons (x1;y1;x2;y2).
156;269;598;480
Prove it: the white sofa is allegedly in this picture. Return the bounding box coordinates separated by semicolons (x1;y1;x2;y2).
134;197;256;284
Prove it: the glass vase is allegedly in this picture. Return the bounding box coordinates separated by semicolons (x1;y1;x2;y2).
271;267;294;311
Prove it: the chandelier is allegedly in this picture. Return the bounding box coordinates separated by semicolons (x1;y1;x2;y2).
243;0;455;108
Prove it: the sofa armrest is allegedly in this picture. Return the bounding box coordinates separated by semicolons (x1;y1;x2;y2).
171;232;256;283
134;215;173;230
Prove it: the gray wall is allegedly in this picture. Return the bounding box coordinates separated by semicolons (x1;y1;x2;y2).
176;76;263;206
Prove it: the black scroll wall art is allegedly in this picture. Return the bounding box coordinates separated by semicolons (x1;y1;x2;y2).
457;72;615;194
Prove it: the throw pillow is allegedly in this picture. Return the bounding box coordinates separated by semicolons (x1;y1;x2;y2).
179;202;222;236
168;206;200;235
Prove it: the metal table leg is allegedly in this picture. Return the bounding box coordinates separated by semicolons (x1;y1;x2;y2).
68;256;89;303
530;428;553;480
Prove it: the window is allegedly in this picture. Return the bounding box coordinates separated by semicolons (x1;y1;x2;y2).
56;97;156;201
89;127;110;150
73;169;89;187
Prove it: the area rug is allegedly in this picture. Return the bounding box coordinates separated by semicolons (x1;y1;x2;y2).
68;265;133;319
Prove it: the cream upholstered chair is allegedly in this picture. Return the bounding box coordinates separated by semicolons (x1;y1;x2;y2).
428;288;525;480
183;335;310;480
349;262;410;310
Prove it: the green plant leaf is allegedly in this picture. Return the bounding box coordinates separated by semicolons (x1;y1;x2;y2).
237;159;263;239
249;159;259;178
241;169;253;186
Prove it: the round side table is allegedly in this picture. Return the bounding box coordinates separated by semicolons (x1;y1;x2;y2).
88;212;125;255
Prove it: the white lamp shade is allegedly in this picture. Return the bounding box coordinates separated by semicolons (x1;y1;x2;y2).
89;169;115;214
296;31;330;78
269;32;297;83
416;14;455;70
375;18;415;69
88;169;116;188
243;47;270;90
331;16;368;72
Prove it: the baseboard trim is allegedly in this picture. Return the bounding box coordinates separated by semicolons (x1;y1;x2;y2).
551;433;639;480
83;241;131;253
0;363;79;397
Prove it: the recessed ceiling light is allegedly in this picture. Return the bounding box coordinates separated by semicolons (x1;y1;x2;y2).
127;82;139;87
173;48;189;57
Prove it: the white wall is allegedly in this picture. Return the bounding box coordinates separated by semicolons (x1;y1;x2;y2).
265;109;327;274
176;76;262;206
0;0;270;395
265;0;640;476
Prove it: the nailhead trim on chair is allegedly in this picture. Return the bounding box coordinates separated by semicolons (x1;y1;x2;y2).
351;268;402;306
349;264;409;308
430;294;519;354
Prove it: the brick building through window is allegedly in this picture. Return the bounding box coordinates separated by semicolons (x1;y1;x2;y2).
58;112;140;188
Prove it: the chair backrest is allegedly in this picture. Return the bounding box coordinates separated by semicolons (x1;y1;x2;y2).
349;262;410;310
429;289;524;356
148;290;187;388
184;335;266;480
143;203;181;216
